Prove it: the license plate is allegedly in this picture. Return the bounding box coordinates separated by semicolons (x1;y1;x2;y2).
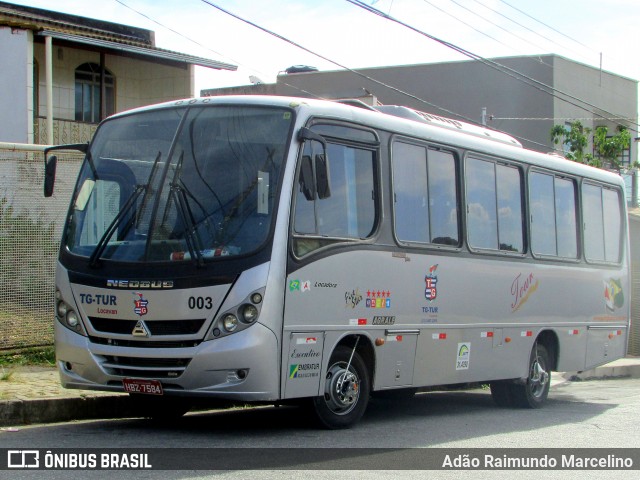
122;378;163;395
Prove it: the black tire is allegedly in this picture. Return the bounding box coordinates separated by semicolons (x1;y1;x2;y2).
490;381;513;407
128;394;191;420
312;345;370;429
509;343;551;408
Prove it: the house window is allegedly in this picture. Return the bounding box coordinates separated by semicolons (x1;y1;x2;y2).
593;127;631;168
75;62;115;123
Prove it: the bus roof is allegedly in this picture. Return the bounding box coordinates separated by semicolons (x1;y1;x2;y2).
108;95;625;188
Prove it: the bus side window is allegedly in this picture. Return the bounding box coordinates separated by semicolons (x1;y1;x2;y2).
529;171;579;259
466;156;523;253
583;183;622;263
293;139;377;256
391;141;459;246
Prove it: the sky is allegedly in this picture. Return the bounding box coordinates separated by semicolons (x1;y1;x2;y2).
9;0;640;97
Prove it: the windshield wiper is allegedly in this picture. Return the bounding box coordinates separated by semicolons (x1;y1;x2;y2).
165;151;204;267
170;183;205;267
88;151;163;268
88;184;145;268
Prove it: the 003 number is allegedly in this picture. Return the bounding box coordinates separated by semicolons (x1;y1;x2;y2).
188;296;213;309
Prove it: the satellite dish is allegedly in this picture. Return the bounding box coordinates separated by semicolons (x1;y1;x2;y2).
249;75;263;85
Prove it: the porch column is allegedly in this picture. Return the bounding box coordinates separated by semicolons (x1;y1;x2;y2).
44;35;53;144
100;51;106;121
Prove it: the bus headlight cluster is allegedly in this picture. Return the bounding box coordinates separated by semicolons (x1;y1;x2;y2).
212;290;264;337
55;290;85;335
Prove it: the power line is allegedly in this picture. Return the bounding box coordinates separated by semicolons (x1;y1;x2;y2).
494;0;630;82
447;0;554;58
496;0;594;53
112;0;326;100
491;117;637;122
347;0;638;135
113;0;228;61
198;0;567;152
469;0;590;63
190;0;626;152
421;0;518;55
198;0;482;125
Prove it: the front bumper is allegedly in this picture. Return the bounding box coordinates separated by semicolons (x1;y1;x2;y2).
55;320;280;401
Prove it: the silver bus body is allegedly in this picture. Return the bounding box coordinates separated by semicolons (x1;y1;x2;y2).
53;96;630;427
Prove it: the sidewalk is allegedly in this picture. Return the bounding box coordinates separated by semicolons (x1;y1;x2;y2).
1;358;639;428
0;366;133;427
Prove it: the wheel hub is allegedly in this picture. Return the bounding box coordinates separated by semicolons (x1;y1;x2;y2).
530;358;548;397
324;364;360;414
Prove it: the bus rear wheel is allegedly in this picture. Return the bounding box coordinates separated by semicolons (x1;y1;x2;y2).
489;381;513;407
510;343;551;408
312;346;370;429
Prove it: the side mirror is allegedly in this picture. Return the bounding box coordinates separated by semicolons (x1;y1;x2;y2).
315;153;331;199
44;155;57;197
43;143;89;198
298;127;331;200
299;155;315;201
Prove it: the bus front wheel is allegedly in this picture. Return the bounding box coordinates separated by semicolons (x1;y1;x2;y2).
312;346;370;429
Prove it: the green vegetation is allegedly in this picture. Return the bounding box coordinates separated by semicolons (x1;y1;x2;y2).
0;346;56;368
0;368;15;381
593;125;631;171
550;120;594;165
550;121;632;171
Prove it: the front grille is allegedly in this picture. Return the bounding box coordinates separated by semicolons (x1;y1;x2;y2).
100;355;192;378
89;336;202;348
88;317;206;336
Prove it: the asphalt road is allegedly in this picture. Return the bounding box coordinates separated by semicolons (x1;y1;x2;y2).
1;378;639;480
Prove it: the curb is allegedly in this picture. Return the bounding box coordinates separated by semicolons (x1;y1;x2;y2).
561;363;640;382
0;395;132;427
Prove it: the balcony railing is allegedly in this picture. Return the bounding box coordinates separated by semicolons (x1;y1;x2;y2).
34;116;98;145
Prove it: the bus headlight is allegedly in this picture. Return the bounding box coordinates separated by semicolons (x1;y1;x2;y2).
222;314;238;332
241;304;259;323
250;292;263;304
57;300;68;318
66;311;79;328
209;289;265;340
55;289;86;336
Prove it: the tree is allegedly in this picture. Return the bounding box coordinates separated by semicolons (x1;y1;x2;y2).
550;120;594;165
550;121;632;171
592;125;631;171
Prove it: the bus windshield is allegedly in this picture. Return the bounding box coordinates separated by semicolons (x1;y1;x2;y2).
64;105;293;264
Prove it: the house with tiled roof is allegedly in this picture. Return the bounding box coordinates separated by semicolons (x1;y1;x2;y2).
0;1;236;144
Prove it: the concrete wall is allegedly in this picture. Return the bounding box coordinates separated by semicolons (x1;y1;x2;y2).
0;27;30;143
275;56;557;152
207;55;637;157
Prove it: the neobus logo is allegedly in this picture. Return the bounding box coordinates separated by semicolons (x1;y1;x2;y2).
107;280;174;289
